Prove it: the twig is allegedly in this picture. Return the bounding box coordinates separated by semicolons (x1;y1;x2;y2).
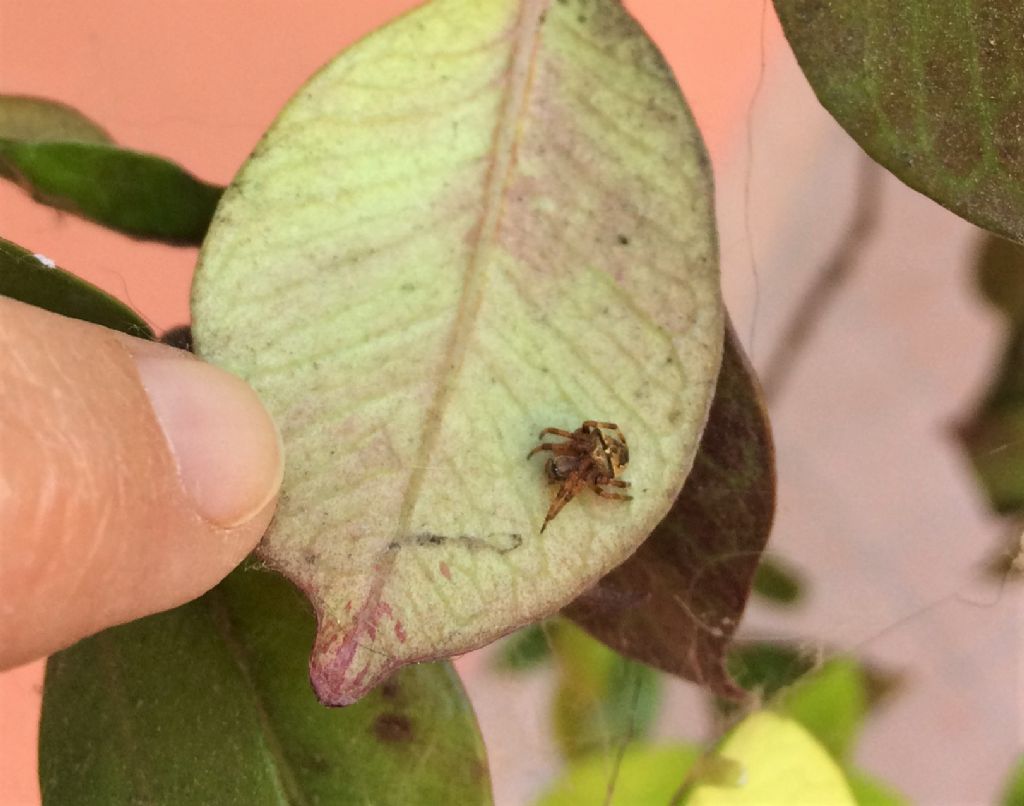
759;155;885;402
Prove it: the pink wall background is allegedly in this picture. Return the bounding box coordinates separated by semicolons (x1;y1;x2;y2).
2;2;1020;804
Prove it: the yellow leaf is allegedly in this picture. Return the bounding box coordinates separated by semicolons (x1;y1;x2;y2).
688;712;855;806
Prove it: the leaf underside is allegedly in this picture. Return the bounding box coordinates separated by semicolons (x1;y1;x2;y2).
774;1;1024;244
193;0;722;705
564;326;774;699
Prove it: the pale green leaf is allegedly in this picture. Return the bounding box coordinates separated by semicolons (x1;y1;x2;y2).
192;0;722;705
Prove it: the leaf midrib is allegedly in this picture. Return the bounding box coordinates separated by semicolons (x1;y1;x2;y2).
207;589;309;806
396;0;548;534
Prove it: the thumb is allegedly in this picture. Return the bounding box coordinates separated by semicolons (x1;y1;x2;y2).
0;297;282;668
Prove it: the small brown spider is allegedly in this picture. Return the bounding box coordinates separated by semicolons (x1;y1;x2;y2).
526;420;632;533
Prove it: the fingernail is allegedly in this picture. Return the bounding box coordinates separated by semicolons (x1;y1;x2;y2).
131;348;283;528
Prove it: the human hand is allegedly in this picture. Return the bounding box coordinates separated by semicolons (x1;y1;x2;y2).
0;297;282;668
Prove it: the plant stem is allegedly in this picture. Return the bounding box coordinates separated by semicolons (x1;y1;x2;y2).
760;156;885;402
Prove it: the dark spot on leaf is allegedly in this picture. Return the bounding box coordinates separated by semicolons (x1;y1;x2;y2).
380;679;401;700
617;234;630;245
374;713;413;743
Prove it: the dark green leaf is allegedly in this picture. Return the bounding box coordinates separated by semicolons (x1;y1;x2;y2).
0;235;152;338
39;565;491;805
960;235;1024;512
774;1;1024;243
564;325;775;699
1;94;222;244
726;642;816;699
719;643;902;719
752;554;805;606
550;621;662;761
492;622;554;673
0;140;222;244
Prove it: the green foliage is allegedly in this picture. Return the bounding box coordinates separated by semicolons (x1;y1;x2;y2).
0;95;221;244
1001;755;1024;806
550;622;662;761
775;1;1024;244
0;235;152;338
725;642;816;701
846;770;911;806
493;623;553;673
536;743;701;806
775;658;868;762
752;555;805;606
40;564;491;805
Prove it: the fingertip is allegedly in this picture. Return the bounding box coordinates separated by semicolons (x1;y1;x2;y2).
129;343;283;528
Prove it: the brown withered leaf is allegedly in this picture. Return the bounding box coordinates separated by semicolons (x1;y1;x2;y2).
564;324;775;699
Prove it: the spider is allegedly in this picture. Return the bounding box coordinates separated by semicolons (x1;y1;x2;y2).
526;420;632;533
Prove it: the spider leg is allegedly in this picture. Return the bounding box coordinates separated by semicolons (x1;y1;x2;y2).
592;486;633;501
540;479;583;533
601;478;631;488
582;421;621;432
528;441;579;459
527;443;555;459
537;427;575;440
